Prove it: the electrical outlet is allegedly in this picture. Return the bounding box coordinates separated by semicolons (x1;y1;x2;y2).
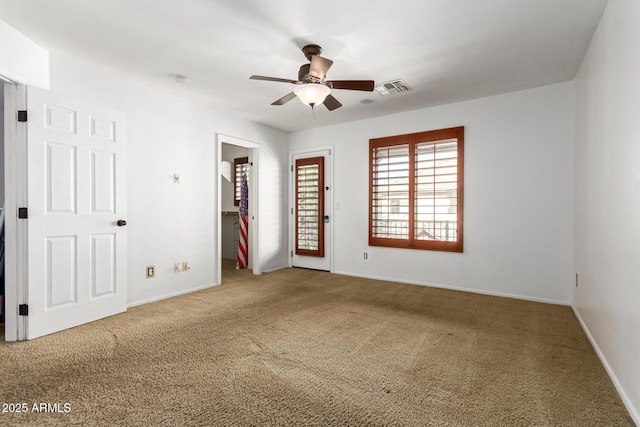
146;265;155;278
182;261;190;271
364;252;368;260
174;263;182;273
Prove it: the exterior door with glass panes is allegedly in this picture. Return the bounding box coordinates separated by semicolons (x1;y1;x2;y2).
292;151;331;271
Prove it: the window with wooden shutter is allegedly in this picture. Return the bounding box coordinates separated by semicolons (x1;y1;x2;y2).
295;157;325;257
234;157;249;206
369;127;464;252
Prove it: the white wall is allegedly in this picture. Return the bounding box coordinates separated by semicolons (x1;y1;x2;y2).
290;82;575;304
573;0;640;422
48;52;289;305
0;19;49;88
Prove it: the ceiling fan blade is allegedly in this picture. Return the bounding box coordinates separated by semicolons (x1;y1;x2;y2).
309;55;333;79
323;94;342;111
250;75;299;84
327;80;375;91
271;92;297;106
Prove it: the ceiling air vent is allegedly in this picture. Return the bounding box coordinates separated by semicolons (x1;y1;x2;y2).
375;79;412;96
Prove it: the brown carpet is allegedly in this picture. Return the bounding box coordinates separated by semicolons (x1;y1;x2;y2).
0;265;633;426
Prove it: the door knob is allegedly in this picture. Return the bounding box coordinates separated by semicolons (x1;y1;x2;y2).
117;220;127;227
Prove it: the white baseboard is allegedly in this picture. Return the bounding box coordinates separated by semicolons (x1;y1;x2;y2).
572;306;640;426
127;282;220;308
332;270;570;306
262;264;289;274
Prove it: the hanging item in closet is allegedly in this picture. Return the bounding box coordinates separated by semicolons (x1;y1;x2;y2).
237;169;249;270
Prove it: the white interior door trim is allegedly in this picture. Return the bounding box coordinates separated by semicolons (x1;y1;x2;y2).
289;146;334;272
0;66;28;85
216;134;261;284
3;82;27;341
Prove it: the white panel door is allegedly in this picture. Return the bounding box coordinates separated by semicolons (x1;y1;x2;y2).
292;150;331;271
26;86;127;339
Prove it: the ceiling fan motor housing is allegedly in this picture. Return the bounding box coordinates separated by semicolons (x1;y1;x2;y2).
298;64;319;83
302;44;322;61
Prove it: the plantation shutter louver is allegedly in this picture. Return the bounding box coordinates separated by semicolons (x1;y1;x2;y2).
415;139;458;242
371;144;410;240
295;157;325;257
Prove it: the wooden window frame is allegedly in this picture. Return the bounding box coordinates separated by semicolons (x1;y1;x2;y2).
295;156;325;257
369;126;464;252
233;157;249;207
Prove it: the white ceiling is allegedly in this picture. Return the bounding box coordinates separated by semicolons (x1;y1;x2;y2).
0;0;608;133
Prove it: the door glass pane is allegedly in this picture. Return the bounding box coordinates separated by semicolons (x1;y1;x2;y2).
296;157;324;257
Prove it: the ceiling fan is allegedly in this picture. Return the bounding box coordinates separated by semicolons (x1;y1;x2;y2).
250;44;375;111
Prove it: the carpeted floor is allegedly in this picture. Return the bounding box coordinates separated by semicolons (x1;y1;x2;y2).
0;265;634;426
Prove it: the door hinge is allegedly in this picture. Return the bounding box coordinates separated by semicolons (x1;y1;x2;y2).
19;304;29;316
291;208;293;215
17;110;27;122
291;165;293;172
18;207;28;219
291;250;293;257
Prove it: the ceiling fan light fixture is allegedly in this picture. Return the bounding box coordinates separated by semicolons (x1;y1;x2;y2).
294;83;331;107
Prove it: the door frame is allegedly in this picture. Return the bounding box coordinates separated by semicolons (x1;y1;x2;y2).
216;134;261;284
289;146;334;272
3;80;27;341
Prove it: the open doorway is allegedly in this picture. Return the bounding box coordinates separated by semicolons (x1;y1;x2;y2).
216;134;261;285
220;143;249;275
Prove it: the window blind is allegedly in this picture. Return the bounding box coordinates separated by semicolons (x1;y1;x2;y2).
295;157;325;257
371;144;410;239
234;157;249;207
414;139;458;242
